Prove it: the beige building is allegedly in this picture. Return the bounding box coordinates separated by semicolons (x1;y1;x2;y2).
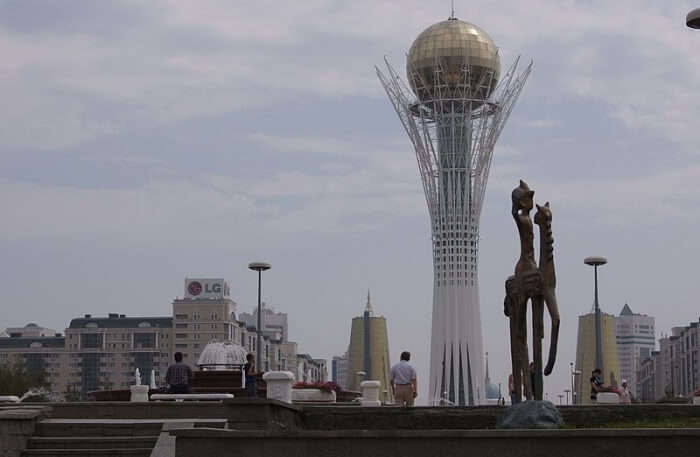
0;277;325;398
0;330;67;395
346;292;392;402
574;312;621;405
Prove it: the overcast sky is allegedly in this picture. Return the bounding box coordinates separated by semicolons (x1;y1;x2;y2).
2;0;700;403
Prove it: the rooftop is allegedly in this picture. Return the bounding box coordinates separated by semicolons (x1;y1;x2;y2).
68;314;172;329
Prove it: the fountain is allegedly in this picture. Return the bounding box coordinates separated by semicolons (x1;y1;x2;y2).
197;341;248;370
189;341;251;395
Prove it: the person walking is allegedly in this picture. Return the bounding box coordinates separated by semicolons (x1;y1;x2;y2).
165;352;192;394
390;351;417;407
244;353;258;398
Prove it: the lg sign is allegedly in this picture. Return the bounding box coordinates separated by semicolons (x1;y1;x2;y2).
184;278;229;299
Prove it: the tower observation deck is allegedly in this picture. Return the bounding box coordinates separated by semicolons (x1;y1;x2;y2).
377;16;531;406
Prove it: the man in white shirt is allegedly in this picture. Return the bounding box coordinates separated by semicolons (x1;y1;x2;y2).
390;351;417;407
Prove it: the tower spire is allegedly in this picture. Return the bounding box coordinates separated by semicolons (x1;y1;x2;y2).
485;351;490;383
365;289;374;315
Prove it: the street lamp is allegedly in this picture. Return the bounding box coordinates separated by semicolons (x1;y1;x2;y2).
584;256;607;382
248;261;271;371
687;8;700;28
570;361;582;405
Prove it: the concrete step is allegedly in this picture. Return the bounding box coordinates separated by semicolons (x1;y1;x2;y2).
22;449;152;457
28;436;158;449
37;421;163;437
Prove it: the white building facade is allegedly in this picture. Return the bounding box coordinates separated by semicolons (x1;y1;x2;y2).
616;304;655;397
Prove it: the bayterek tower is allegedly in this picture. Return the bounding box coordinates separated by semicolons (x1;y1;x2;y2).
377;15;531;405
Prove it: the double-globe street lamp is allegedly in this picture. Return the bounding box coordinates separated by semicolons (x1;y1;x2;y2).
248;261;271;371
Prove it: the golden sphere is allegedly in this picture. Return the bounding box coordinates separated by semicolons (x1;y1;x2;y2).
407;18;500;102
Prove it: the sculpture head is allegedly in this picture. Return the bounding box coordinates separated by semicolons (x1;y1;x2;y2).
512;180;534;213
534;202;551;225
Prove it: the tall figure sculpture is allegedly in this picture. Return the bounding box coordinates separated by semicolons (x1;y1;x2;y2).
377;15;532;406
504;181;560;402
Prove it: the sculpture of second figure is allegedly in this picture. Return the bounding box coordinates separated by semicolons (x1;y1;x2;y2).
504;180;560;402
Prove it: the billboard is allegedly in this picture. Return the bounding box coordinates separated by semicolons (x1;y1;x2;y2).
184;278;230;299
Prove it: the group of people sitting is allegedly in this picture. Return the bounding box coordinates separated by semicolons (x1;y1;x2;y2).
590;368;632;403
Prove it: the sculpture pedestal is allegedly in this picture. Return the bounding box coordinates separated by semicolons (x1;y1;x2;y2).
497;400;563;429
263;371;295;404
360;380;381;407
130;385;149;402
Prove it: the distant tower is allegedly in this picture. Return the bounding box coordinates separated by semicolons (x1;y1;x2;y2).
377;16;532;405
574;311;621;405
346;291;393;402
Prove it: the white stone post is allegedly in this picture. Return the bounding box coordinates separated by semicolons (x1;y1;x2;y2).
130;385;149;402
360;380;381;407
263;371;295;404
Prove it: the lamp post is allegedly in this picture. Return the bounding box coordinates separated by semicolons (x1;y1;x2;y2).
584;256;607;382
248;261;271;371
688;8;700;28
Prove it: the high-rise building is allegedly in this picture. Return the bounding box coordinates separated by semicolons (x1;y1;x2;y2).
240;304;289;343
332;352;349;390
377;15;531;405
615;304;655;397
346;292;392;402
172;278;238;368
574;312;621;404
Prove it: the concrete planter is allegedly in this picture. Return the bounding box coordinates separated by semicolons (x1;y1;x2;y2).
596;392;619;404
263;371;295;404
292;388;336;403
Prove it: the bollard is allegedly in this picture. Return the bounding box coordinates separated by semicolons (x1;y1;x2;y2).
360;380;382;407
263;371;295;404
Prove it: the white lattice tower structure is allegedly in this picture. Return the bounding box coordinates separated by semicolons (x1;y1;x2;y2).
377;17;531;406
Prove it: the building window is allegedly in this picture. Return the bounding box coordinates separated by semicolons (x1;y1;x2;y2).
175;333;188;339
175;314;188;319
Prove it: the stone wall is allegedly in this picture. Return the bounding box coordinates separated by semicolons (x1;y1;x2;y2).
0;407;49;457
171;428;700;457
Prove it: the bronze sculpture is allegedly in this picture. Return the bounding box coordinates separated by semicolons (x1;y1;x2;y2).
504;180;560;402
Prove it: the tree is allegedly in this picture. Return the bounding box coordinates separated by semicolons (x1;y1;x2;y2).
0;361;49;397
